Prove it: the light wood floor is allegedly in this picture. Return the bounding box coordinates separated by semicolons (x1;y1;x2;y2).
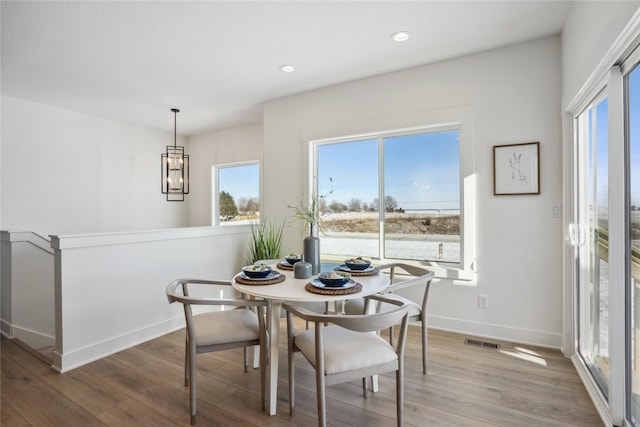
1;322;603;426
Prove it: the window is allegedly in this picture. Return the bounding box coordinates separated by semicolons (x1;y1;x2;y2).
312;124;467;271
212;162;259;226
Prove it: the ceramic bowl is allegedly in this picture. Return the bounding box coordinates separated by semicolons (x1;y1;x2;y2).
285;255;301;265
242;264;272;278
344;258;371;270
317;271;351;287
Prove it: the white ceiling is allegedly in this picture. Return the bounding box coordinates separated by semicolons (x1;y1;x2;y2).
1;1;572;136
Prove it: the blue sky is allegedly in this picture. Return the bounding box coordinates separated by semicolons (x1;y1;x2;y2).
317;130;460;210
218;163;259;201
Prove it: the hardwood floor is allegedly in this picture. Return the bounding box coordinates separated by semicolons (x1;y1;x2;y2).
1;322;603;426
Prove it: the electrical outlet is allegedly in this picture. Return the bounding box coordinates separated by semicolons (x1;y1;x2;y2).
478;295;489;309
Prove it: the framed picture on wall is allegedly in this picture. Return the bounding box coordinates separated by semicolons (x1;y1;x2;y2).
493;141;540;195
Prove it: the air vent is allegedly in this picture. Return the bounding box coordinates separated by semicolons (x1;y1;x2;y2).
464;338;499;349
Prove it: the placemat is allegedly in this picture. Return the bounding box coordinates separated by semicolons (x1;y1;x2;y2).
276;262;293;271
235;273;286;286
334;266;379;276
305;281;362;295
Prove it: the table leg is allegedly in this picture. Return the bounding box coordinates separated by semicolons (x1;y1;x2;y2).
267;300;281;415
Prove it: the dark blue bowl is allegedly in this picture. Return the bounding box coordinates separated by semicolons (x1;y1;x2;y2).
285;256;301;265
317;271;351;287
242;264;272;278
344;258;371;270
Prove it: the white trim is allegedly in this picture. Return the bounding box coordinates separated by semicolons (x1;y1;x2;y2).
1;229;53;254
608;64;626;427
563;7;640;113
308;106;475;280
572;355;613;426
429;315;562;349
50;224;248;250
54;316;186;373
5;323;55;350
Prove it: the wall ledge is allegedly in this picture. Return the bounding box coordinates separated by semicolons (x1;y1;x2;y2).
50;224;251;250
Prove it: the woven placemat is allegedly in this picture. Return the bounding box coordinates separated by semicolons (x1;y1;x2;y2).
334;266;379;276
305;281;362;295
276;262;293;271
235;273;286;286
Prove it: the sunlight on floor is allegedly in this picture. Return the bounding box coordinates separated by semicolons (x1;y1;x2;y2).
499;346;548;367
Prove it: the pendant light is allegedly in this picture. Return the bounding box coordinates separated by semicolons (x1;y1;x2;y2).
161;108;189;201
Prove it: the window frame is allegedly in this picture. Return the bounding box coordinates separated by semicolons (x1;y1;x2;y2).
309;115;474;281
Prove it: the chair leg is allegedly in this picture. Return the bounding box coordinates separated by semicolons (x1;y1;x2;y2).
361;377;367;398
316;366;326;427
189;345;197;425
244;347;249;373
184;336;189;386
421;319;427;373
288;344;295;415
253;345;260;369
260;340;267;411
396;367;403;427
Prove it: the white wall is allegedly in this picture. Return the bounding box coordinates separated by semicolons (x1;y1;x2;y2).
51;226;250;372
562;1;640;109
263;36;564;347
187;122;264;227
1;96;188;236
0;231;55;349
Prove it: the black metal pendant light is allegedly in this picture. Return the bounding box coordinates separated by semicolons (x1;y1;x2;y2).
161;108;189;201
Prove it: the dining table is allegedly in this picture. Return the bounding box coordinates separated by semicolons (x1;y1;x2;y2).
232;261;391;416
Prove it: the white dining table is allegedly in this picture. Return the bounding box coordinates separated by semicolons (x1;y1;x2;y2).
232;262;390;416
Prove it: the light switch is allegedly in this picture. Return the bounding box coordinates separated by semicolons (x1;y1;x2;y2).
551;205;561;218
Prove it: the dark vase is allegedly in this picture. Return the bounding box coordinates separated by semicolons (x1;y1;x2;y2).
303;224;320;274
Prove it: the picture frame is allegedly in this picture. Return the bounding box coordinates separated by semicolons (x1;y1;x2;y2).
493;142;540;195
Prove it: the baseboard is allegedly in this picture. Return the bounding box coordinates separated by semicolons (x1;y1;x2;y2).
0;321;55;349
54;315;186;373
427;314;562;349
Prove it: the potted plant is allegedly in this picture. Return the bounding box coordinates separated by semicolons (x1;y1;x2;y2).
288;192;321;236
246;217;284;264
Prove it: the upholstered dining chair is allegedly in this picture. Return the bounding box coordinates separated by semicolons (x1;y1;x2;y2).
284;294;412;427
344;263;435;373
249;259;329;369
166;278;268;425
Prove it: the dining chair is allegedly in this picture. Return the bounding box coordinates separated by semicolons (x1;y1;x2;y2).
166;278;268;425
249;259;329;369
344;263;435;373
284;294;412;427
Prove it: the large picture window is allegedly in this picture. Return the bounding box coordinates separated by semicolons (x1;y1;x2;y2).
313;125;463;266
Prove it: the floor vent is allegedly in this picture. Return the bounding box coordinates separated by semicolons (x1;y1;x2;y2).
464;338;499;349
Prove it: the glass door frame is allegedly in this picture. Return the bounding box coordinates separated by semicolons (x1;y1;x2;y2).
566;66;626;426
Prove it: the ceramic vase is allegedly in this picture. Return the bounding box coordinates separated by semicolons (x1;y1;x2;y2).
303;224;320;274
294;254;312;279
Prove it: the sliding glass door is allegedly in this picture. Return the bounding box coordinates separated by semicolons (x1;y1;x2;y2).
627;62;640;426
574;92;610;395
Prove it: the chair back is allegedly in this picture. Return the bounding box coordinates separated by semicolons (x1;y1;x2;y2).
376;263;435;311
166;278;268;339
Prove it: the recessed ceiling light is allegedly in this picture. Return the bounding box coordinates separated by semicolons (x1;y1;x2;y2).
279;64;296;73
391;31;410;42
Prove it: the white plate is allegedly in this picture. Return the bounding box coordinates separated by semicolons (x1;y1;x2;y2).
336;264;375;273
239;271;281;281
280;260;296;266
309;278;356;289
